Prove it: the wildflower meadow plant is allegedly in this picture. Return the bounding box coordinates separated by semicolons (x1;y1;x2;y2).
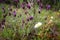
13;0;19;2
39;3;43;9
13;10;16;17
0;0;60;40
37;0;41;5
3;13;7;18
38;9;41;13
27;18;29;21
29;16;33;20
2;6;5;13
1;18;5;25
21;2;25;9
46;4;51;10
27;2;31;9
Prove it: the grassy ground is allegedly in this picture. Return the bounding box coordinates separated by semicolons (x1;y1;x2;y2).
0;4;60;40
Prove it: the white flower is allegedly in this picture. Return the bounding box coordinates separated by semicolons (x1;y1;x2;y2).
51;16;53;19
34;22;42;28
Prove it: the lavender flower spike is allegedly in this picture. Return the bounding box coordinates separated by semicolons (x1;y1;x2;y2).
46;4;51;10
13;10;16;17
29;16;33;20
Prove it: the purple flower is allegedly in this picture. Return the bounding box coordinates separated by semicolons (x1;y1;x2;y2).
9;8;12;11
37;0;40;2
25;10;28;15
25;12;28;15
37;0;42;5
13;10;16;17
37;0;40;5
3;14;7;18
27;2;31;9
13;0;19;2
2;6;5;13
21;3;25;9
27;18;29;21
29;16;33;20
38;10;40;13
39;3;43;9
2;6;4;9
1;19;5;25
22;20;25;23
9;12;11;16
1;25;4;29
38;9;41;14
46;4;51;10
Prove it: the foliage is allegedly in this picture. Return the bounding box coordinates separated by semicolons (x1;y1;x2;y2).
0;0;60;40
